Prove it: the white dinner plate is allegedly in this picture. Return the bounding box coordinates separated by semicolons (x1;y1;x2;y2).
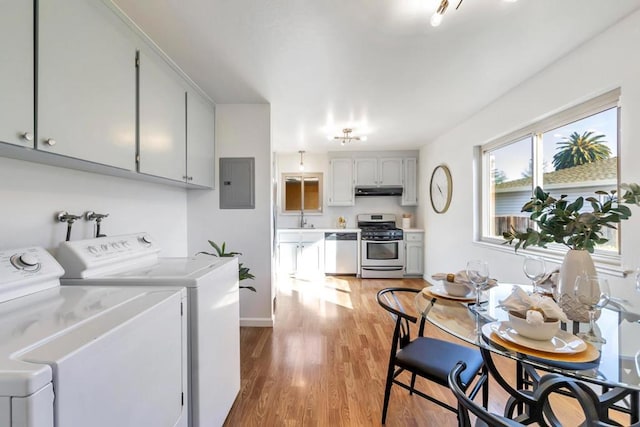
482;322;587;354
428;286;476;301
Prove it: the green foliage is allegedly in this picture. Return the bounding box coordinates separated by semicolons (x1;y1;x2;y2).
502;184;640;253
552;131;611;171
197;240;256;292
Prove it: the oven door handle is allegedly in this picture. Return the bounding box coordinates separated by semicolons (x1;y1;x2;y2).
361;266;404;271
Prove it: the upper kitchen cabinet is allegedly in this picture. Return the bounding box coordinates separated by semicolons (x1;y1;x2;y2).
186;91;215;188
38;0;136;170
327;158;354;206
0;1;33;148
401;158;418;206
354;157;403;187
138;48;187;182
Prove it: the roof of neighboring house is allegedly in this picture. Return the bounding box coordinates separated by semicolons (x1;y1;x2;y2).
496;157;617;190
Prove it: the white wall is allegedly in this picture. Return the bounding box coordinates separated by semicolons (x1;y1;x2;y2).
187;104;273;326
420;10;640;299
0;156;188;255
276;151;419;230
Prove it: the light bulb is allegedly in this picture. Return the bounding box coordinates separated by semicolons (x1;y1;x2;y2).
360;136;368;142
430;12;443;27
299;162;304;171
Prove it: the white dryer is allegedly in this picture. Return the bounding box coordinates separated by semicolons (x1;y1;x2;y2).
0;246;188;427
56;233;240;427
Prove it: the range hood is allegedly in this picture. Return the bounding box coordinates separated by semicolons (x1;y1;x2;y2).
355;186;403;197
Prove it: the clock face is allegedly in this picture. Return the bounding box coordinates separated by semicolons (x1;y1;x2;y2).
430;165;452;213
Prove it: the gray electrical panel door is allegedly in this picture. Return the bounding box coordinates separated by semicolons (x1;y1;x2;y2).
220;157;255;209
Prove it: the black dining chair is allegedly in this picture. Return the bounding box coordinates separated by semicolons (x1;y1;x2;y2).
449;361;618;427
376;287;488;424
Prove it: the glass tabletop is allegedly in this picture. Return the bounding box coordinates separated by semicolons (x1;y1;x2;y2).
415;282;640;392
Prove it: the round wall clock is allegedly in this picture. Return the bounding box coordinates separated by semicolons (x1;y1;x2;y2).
429;164;453;214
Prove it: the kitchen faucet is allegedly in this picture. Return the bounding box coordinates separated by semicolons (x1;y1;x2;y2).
300;210;306;228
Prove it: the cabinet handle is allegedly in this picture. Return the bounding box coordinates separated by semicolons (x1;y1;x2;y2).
182;175;188;180
21;132;33;142
44;138;56;146
188;176;193;181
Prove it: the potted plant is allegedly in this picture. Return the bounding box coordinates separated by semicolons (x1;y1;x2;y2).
502;184;640;320
197;241;256;292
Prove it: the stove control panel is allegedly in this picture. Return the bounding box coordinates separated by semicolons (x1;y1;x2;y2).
56;233;161;279
0;247;64;303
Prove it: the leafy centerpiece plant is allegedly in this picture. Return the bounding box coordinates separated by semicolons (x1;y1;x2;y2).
197;241;256;292
502;183;640;321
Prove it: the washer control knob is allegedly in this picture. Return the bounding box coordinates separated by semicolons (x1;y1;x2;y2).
19;253;39;266
140;235;153;245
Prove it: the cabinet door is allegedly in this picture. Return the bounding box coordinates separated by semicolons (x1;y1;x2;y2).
278;242;298;275
401;158;418;206
0;0;33;147
379;158;403;186
328;158;354;206
139;49;187;181
354;158;378;186
298;241;324;277
186;91;215;187
38;0;136;169
405;242;424;275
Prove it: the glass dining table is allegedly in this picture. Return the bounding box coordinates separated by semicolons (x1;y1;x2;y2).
414;282;640;424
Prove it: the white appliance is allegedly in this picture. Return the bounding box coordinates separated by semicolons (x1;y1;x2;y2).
324;232;358;275
0;246;188;427
56;233;240;427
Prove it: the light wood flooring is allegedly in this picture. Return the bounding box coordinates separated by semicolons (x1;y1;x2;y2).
223;275;626;426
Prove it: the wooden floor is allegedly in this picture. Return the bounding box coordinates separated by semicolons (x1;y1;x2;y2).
223;275;623;426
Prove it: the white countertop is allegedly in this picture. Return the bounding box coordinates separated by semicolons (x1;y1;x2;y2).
277;228;360;233
402;228;425;232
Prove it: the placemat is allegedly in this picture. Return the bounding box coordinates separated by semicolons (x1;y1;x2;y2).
421;286;476;303
487;331;600;364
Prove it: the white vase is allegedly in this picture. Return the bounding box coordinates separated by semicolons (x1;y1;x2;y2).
558;249;597;322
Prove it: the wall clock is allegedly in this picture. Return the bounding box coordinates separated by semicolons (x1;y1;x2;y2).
429;164;453;214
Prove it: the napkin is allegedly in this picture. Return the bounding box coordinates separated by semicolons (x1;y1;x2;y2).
536;268;559;295
497;286;568;324
431;271;498;289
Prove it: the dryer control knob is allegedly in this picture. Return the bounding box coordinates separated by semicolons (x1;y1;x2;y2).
140;235;153;245
19;253;39;266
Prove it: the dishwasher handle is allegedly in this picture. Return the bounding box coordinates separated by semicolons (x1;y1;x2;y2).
325;232;358;241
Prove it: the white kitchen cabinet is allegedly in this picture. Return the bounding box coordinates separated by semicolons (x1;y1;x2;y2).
38;0;136;170
354;157;403;186
0;0;33;148
327;158;354;206
401;158;418;206
277;231;324;278
404;230;424;276
186;90;215;187
139;48;187;181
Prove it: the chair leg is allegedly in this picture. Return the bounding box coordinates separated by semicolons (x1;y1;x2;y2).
381;362;395;424
482;366;489;408
410;373;417;395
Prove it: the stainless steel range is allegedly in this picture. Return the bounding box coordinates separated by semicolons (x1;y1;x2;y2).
358;214;404;278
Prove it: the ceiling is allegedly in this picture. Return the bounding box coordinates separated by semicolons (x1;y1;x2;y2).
113;0;640;153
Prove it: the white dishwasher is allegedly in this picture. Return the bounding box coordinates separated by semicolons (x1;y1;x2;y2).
324;232;358;275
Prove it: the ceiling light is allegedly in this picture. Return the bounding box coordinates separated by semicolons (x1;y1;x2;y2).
431;0;516;27
333;128;366;145
299;150;305;171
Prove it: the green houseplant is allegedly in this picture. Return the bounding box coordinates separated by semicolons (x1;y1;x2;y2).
502;183;640;321
197;241;256;292
502;184;640;253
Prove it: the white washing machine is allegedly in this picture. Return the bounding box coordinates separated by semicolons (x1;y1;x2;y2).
56;233;240;427
0;246;188;427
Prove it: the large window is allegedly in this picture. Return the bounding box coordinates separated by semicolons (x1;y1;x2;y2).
480;89;620;255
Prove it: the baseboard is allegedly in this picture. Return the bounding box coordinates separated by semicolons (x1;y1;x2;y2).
240;317;274;327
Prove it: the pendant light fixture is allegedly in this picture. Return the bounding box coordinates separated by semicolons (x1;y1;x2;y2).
333;128;367;145
298;150;305;171
431;0;517;27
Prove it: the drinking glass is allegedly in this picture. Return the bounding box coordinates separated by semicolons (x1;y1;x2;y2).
523;256;546;294
574;275;611;343
466;260;490;312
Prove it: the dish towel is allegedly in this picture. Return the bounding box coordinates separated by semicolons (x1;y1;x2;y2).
497;286;568;324
431;271;498;289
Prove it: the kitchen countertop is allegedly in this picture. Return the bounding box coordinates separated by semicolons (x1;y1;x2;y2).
402;228;425;232
277;228;361;233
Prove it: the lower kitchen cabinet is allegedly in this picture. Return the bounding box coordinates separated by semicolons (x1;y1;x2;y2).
277;231;324;278
404;230;424;276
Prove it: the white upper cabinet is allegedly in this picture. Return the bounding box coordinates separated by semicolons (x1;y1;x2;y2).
328;158;354;206
186;91;215;187
355;157;403;186
401;158;418;206
138;49;187;182
38;0;136;170
0;0;33;147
